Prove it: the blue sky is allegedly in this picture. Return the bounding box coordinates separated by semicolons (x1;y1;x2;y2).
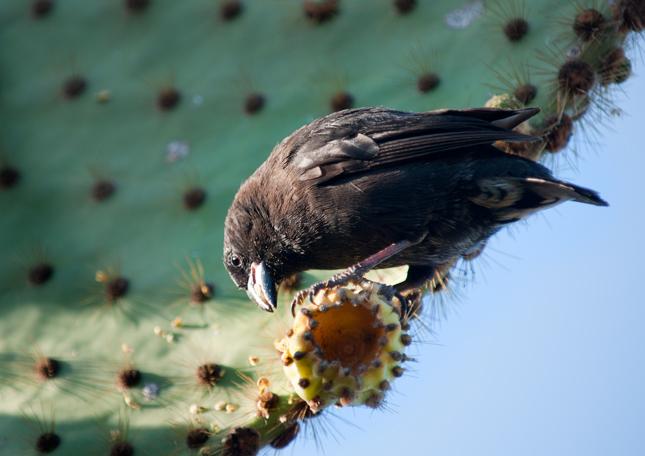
291;60;645;456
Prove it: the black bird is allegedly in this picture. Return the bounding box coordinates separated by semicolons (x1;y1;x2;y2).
223;107;607;312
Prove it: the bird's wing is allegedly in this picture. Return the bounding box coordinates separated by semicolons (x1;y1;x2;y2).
288;107;541;185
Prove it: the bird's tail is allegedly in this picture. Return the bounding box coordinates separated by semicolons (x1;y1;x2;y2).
470;176;608;223
522;177;609;207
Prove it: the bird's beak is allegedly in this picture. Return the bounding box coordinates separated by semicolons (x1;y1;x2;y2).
247;261;277;312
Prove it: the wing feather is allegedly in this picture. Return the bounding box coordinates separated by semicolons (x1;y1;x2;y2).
287;107;540;185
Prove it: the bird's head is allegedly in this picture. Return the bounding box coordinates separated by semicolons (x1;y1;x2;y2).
223;176;290;313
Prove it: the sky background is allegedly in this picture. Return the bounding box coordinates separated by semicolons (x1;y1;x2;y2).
291;58;645;456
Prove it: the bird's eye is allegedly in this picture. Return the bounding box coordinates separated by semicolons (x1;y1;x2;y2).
230;254;242;268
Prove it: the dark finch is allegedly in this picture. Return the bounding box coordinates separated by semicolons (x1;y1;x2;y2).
224;107;607;312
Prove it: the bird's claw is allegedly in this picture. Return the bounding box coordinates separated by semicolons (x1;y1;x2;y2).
375;285;410;322
289;269;361;317
290;289;309;317
288;267;411;323
393;291;409;322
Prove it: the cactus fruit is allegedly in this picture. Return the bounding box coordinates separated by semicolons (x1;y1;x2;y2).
278;279;409;412
0;0;642;454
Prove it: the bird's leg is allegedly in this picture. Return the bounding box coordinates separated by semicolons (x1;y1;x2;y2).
320;239;417;288
291;238;421;317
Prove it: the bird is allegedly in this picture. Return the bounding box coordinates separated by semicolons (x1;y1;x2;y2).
223;107;608;313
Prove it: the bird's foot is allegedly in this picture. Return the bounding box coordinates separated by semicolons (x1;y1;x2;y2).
290;267;361;317
289;238;425;318
289;267;409;321
373;285;409;322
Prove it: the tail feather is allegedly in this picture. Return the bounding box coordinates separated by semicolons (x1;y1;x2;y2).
470;176;608;223
524;178;609;207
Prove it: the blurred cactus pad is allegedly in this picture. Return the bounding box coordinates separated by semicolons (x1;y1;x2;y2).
0;0;642;454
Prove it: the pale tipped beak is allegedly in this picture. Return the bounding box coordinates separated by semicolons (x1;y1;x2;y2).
247;261;277;312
